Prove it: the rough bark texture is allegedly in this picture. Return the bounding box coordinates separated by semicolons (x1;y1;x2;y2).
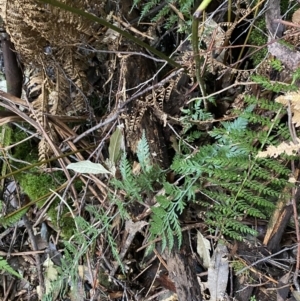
265;0;300;71
1;36;23;98
166;233;202;301
265;0;284;38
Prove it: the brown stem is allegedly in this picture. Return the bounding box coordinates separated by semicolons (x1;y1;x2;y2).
1;35;23;98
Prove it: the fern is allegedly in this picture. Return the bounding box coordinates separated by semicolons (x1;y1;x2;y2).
42;205;123;300
137;131;152;173
94;207;126;273
112;152;143;203
169;96;291;241
132;0;194;33
0;207;28;228
109;74;294;250
251;74;297;93
0;256;21;278
270;58;284;71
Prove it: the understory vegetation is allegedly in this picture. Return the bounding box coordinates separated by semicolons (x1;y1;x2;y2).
1;0;300;300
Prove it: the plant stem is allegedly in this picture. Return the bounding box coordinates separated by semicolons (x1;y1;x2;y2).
0;146;94;181
193;0;213;18
192;7;207;109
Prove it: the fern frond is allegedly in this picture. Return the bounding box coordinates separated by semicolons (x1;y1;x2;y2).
119;152;133;181
257;139;300;158
252;74;297;92
0;257;21;278
0;208;28;228
136;131;151;173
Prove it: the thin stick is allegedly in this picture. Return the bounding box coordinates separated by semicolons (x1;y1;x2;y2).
73;68;184;144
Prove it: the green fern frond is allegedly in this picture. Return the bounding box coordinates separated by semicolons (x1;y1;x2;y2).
0;257;21;278
251;74;297;93
152;5;170;23
113;152;142;202
137;131;151;173
0;208;28;228
132;0;193;33
119;152;133;181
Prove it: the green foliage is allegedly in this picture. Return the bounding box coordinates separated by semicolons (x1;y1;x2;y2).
137;131;151;173
251;74;297;93
0;124;12;147
0;256;21;278
109;93;291;248
17;171;62;202
270;58;284;72
291;67;300;85
0;207;28;228
131;0;194;33
181;98;214;133
8;128;65;203
11;129;37;163
174;98;290;240
111;133;164;205
42;206;114;300
248;18;268;66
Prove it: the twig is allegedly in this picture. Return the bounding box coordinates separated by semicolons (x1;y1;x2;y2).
78;45;167;63
0;250;47;257
72;111;122;144
112;15;154;40
110;220;148;276
192;12;207;107
287;102;300;291
144;290;170;301
236;245;298;275
273;18;300;28
72;68;184;144
22;214;45;294
145;262;161;298
2;278;15;301
187;81;258;103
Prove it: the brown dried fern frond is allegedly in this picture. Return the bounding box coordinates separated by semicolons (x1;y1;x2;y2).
1;0;98;164
7;0;93;48
54;50;87;114
276;91;300;127
38;138;50;165
257;138;300;158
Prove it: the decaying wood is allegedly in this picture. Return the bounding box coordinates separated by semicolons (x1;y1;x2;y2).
1;35;23;98
266;1;300;71
165;233;202;301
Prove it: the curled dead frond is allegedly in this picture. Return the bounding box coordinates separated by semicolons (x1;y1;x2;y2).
0;0;95;162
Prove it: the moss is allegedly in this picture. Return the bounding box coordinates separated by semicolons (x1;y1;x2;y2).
0;125;12;147
18;171;60;201
248;18;268;67
59;214;76;239
47;200;76;239
4;110;76;239
74;179;84;192
10;129;39;166
281;1;299;20
8;127;65;201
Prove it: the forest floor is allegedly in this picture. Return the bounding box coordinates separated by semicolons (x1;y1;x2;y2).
0;0;300;300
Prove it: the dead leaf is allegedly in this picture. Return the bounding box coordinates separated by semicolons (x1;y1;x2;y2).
277;272;291;301
207;241;229;301
196;231;211;269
